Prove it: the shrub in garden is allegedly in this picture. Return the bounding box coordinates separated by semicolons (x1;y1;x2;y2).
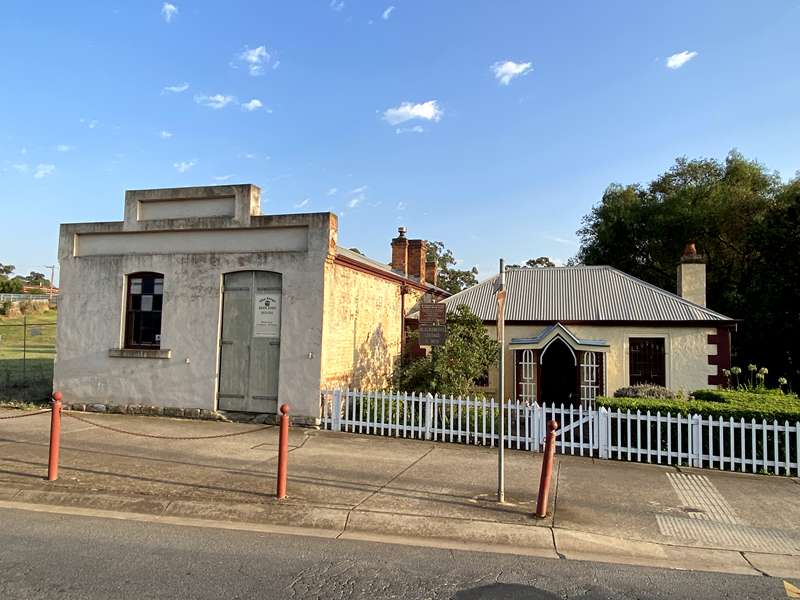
613;384;675;400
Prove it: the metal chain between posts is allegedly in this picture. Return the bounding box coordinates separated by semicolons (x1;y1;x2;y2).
0;408;52;420
62;410;274;440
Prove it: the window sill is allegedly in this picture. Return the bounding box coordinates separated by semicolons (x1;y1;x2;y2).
108;348;172;359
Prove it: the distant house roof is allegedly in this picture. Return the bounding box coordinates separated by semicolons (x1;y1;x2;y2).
442;266;734;323
335;246;450;296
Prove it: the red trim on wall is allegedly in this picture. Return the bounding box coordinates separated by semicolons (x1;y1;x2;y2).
707;326;733;386
334;254;446;296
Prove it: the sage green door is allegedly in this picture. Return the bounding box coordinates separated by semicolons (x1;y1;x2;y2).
218;271;282;414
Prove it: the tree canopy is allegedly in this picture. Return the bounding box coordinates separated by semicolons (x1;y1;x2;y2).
393;304;500;397
507;257;556;269
425;241;478;294
576;151;799;386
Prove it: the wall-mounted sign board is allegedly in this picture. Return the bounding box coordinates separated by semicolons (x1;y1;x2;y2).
254;293;281;338
420;302;446;326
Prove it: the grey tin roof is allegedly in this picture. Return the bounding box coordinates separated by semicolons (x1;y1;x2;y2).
443;266;734;323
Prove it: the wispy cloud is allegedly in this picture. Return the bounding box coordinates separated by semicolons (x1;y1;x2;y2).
395;125;424;135
237;46;271;76
161;2;178;23
347;185;367;208
383;100;442;126
382;5;395;19
55;144;74;152
159;130;173;139
492;60;532;85
12;163;29;173
242;98;263;112
80;118;99;129
34;164;55;179
329;0;345;11
214;174;235;181
173;160;195;173
545;235;577;245
326;187;338;196
194;94;235;109
396;201;406;211
294;198;310;209
666;50;698;69
162;82;189;94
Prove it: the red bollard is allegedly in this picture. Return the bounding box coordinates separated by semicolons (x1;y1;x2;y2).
47;391;62;481
535;420;559;518
276;403;290;499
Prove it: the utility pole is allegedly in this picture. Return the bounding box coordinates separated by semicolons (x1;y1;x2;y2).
496;258;506;503
43;265;56;300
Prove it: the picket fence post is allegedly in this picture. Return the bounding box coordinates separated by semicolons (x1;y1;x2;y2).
598;407;610;459
532;403;541;452
691;414;703;468
424;393;434;440
332;389;342;432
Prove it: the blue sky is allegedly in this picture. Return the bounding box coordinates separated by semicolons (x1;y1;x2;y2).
2;1;799;283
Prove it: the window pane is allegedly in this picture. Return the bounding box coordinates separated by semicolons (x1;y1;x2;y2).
629;338;665;387
154;279;163;294
130;279;142;294
140;294;153;312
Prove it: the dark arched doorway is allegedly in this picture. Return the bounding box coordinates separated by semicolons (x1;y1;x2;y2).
540;337;577;406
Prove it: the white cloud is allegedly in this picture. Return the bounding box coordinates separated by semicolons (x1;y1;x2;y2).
347;196;362;208
294;198;310;208
666;50;698;69
349;185;367;195
492;60;532;85
173;160;195;173
347;186;367;208
396;201;406;210
159;130;173;139
242;99;263;112
272;60;280;70
383;100;442;125
161;2;178;23
34;164;55;179
162;82;189;94
12;163;29;173
326;187;338;196
329;0;345;11
237;46;270;76
214;174;235;181
395;125;424;135
545;235;577;245
80;118;99;129
382;5;395;19
55;144;74;152
194;94;235;109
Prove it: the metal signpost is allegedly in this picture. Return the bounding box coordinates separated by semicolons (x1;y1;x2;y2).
419;302;447;347
496;259;506;503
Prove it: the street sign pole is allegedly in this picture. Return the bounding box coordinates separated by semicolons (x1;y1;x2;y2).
497;258;506;503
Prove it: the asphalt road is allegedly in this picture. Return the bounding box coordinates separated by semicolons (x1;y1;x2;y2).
0;507;791;599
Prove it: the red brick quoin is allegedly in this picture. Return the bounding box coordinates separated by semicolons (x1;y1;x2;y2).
707;326;733;386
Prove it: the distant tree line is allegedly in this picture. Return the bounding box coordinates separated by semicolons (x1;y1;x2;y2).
0;263;51;293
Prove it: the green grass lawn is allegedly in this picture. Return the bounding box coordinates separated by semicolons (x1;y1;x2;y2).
0;310;57;403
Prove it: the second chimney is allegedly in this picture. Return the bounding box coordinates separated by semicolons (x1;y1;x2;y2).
408;239;427;284
677;242;707;307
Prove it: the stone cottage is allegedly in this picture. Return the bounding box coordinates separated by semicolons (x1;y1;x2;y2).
441;246;736;406
53;184;446;421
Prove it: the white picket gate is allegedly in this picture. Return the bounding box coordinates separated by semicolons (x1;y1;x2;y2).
319;389;800;476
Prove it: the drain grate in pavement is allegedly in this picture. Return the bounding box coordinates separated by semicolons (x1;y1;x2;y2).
656;514;800;554
666;473;739;524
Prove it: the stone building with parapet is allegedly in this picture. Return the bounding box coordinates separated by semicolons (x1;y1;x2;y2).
54;184;447;422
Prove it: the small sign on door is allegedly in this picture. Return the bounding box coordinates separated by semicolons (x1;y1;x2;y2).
254;293;281;338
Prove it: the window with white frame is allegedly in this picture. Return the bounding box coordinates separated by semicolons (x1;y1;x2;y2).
519;349;536;402
580;351;598;408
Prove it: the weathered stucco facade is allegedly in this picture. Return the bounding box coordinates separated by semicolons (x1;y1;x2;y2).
54;185;444;421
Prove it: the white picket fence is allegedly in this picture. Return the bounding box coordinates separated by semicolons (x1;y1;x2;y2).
319;389;800;476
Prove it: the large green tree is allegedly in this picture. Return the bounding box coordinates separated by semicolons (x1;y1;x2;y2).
425;241;478;294
0;262;23;293
576;151;798;385
394;305;500;396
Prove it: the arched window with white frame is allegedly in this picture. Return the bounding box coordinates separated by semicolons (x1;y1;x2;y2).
519;348;536;403
580;351;598;409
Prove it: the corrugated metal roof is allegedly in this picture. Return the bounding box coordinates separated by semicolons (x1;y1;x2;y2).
443;266;734;322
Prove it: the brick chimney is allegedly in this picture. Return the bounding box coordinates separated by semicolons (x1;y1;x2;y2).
425;260;438;287
407;239;428;283
677;242;706;307
391;227;409;276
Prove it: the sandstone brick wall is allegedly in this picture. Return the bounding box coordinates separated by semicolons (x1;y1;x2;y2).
321;262;424;390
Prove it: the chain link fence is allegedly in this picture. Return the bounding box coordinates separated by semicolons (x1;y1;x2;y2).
0;315;56;404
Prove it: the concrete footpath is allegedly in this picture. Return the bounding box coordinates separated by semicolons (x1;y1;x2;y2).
1;407;798;579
